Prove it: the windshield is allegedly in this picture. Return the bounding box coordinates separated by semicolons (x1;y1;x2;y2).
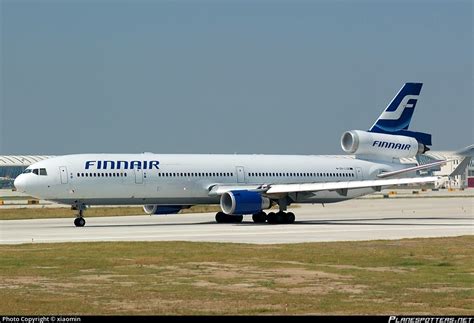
23;168;47;176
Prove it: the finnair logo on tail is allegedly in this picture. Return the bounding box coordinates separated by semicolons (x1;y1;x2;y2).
380;95;418;121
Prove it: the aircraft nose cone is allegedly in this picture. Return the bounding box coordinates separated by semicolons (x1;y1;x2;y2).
14;175;25;192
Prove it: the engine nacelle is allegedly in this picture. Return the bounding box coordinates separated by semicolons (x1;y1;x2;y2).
341;130;426;159
220;190;271;215
143;205;182;215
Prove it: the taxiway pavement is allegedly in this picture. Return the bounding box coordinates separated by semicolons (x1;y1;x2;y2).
1;197;472;244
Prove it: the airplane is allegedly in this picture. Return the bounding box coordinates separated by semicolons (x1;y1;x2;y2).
14;82;449;227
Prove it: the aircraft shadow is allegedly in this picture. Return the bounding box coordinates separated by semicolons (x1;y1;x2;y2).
56;216;471;228
237;216;472;227
291;216;471;226
66;221;217;228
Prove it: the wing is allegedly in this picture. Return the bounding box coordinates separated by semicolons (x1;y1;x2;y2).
209;176;438;196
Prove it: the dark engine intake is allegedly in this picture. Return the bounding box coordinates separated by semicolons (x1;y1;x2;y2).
220;190;271;215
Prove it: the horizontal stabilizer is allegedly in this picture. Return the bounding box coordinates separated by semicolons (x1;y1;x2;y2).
377;160;446;179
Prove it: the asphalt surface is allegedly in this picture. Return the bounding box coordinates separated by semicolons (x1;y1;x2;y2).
1;197;472;244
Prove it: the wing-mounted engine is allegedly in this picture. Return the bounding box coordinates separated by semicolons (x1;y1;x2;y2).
143;205;183;215
341;130;428;159
220;190;271;215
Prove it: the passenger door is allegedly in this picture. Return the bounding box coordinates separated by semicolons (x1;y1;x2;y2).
236;166;245;183
59;166;68;184
135;168;143;184
355;167;363;180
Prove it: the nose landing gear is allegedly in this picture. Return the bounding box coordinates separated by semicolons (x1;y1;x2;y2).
72;203;87;227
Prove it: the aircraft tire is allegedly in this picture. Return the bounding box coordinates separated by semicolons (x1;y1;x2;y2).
267;212;277;224
215;212;226;223
74;217;85;227
286;212;295;224
252;212;267;223
233;215;243;223
276;212;286;224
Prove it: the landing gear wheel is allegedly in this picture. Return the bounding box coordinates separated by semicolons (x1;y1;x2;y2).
286;212;295;224
252;212;267;223
267;212;277;224
276;211;286;224
74;217;85;227
233;215;243;223
266;211;296;224
215;212;226;223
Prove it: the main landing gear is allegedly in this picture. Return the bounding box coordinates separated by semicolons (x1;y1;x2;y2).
252;198;295;224
254;211;295;224
214;210;295;224
72;203;87;227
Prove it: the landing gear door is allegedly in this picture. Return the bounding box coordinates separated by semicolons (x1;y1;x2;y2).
135;169;143;184
59;166;68;184
236;166;245;183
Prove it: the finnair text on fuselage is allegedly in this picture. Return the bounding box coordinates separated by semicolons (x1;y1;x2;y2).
85;160;160;170
372;141;411;150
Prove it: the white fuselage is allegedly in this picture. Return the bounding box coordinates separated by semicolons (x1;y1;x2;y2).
14;153;409;206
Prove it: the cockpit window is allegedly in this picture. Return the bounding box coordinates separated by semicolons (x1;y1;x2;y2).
27;168;47;176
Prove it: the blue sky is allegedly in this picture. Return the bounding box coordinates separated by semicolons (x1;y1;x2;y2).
1;0;472;155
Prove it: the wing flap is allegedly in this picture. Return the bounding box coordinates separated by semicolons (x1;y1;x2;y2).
265;176;438;194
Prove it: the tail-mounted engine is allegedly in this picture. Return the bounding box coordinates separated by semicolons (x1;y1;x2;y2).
341;130;428;159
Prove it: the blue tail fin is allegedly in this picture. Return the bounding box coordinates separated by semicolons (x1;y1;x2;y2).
369;82;432;146
370;83;422;133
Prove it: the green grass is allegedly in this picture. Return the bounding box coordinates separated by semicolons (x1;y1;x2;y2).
0;236;472;315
